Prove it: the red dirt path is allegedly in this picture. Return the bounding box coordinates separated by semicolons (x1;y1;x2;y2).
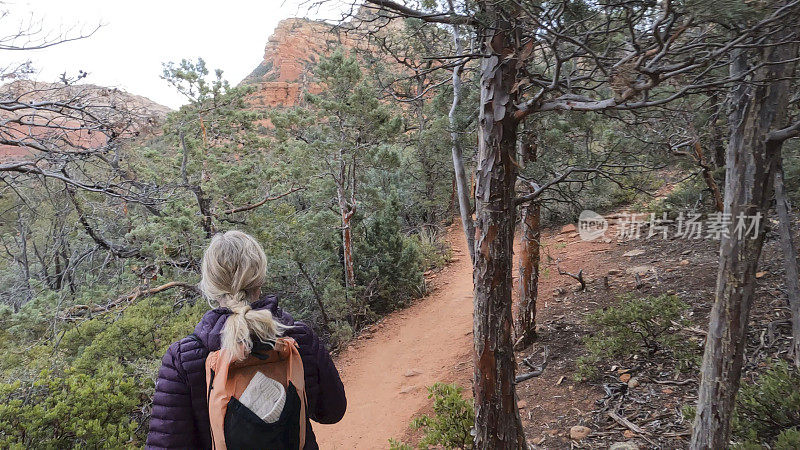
313;223;474;449
314;219;616;449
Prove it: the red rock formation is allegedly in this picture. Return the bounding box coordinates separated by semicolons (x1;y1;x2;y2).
241;18;363;108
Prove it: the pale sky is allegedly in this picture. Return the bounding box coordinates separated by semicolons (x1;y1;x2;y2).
2;0;354;109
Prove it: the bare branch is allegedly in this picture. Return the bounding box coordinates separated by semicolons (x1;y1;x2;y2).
218;186;305;215
362;0;477;26
59;281;200;321
768;120;800;142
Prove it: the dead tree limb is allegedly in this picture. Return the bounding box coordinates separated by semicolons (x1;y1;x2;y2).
608;411;649;436
59;281;199;321
219;185;305;215
515;346;549;383
557;265;586;291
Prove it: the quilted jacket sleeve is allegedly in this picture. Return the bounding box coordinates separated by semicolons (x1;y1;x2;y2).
286;322;347;424
146;341;199;449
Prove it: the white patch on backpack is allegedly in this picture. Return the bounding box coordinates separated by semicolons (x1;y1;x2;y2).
239;372;286;423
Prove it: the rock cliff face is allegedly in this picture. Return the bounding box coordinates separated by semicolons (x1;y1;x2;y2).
241;18;362;107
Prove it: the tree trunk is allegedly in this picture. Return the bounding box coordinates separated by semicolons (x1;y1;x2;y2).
447;11;476;264
53;243;63;291
14;216;32;311
691;36;799;448
340;209;355;291
191;185;215;238
180;130;215;238
694;141;724;213
416;74;439;225
514;125;540;349
472;7;526;448
773;157;800;368
337;178;356;291
515;181;540;350
62;239;75;295
709;93;727;169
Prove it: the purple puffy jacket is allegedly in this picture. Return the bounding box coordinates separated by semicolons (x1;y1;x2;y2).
145;295;346;449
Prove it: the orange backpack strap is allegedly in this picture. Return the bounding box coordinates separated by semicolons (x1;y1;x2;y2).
205;350;229;449
205;337;307;450
283;338;307;447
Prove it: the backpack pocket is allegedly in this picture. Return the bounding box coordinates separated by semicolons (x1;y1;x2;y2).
223;382;302;449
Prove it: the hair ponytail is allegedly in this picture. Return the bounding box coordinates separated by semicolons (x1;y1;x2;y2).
199;231;285;361
221;301;285;361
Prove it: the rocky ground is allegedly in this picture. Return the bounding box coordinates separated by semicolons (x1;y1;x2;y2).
514;210;796;449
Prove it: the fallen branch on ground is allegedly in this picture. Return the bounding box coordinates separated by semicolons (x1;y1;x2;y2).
515;346;549;383
670;320;707;336
557;265;586;291
608;410;659;446
651;378;695;386
608;410;649;436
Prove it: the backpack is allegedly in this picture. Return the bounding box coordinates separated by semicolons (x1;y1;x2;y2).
203;336;307;449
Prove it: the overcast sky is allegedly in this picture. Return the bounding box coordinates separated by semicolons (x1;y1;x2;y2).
3;0;354;109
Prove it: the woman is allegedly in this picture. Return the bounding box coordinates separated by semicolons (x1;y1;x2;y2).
146;231;346;449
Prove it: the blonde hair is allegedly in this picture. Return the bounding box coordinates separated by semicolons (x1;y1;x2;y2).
200;230;284;360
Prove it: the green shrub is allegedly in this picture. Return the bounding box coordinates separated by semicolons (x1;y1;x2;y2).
327;321;354;349
0;291;210;447
648;173;720;216
576;294;697;380
734;428;800;450
0;366;141;448
410;383;474;449
775;428;800;450
409;227;452;272
732;360;800;447
388;438;414;450
355;204;424;315
681;404;696;423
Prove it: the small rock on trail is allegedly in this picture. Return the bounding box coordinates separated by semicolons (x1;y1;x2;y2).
561;224;577;234
570;425;592;440
626;265;655;275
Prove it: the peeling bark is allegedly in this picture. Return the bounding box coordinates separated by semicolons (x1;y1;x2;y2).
472;8;526;448
691;33;799;448
515;182;540;350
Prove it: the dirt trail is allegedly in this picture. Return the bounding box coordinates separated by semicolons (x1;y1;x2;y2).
314;224;475;449
314;217;617;449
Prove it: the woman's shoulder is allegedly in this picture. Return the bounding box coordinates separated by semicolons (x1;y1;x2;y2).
158;334;209;383
282;321;323;357
165;333;208;362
